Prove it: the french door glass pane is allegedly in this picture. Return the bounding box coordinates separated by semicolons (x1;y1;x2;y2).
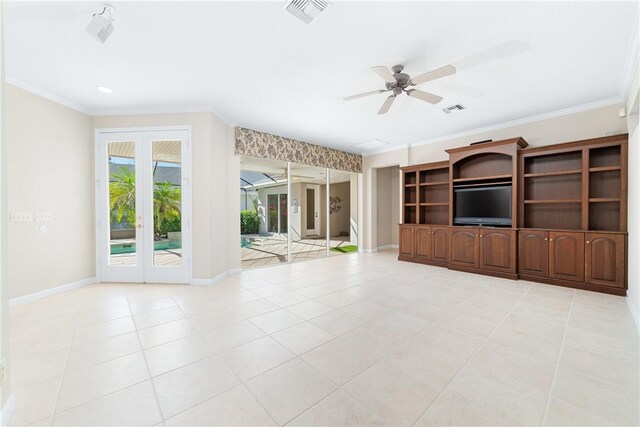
152;140;183;267
279;194;288;233
108;141;137;266
268;194;279;233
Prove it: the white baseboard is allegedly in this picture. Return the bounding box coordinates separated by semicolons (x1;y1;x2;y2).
192;268;241;286
9;277;97;306
377;244;399;250
627;295;639;335
1;394;16;426
359;248;377;253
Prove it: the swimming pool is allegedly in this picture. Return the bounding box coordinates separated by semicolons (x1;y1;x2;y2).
110;240;182;255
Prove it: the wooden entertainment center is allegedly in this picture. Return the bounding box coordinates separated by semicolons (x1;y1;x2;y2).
398;134;628;296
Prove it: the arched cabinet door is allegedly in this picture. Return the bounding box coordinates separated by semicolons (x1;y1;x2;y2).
480;229;516;273
549;231;584;282
399;225;415;258
585;233;625;288
431;226;449;264
450;228;479;268
415;226;432;260
518;230;549;277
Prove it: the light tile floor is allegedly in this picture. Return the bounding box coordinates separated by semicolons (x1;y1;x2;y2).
8;250;640;426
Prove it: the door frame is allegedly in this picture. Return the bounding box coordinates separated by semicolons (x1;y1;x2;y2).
95;126;193;284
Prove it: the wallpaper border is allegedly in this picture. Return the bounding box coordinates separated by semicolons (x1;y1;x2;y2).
235;127;362;173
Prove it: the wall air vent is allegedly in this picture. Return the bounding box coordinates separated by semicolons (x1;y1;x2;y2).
285;0;330;24
442;104;466;114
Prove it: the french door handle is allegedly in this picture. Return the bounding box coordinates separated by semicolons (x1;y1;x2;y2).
137;223;143;229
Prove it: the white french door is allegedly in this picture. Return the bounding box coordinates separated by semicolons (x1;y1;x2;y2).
97;129;191;283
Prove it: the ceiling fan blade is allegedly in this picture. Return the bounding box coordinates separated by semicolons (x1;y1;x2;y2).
343;90;385;101
377;95;397;114
372;66;396;84
410;64;456;85
407;89;443;105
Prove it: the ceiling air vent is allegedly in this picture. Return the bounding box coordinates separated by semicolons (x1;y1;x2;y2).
442;104;466;114
285;0;330;24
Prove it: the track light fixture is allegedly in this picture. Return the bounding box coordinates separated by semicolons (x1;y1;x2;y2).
86;4;115;44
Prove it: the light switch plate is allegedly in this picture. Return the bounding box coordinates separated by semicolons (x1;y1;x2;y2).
35;212;54;222
11;212;33;222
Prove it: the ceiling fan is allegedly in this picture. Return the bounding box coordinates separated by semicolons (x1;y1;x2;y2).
344;64;456;114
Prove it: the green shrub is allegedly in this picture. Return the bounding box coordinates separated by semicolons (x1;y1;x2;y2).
241;210;260;234
160;217;181;234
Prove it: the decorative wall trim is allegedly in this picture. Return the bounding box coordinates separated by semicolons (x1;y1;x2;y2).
364;96;624;157
1;395;16;426
192;268;241;286
9;277;97;306
235;127;362;173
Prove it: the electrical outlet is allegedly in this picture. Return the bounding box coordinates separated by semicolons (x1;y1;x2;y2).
10;211;33;222
35;212;54;222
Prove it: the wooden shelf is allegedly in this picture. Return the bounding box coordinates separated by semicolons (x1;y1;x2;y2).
404;203;417;206
455;181;512;188
419;203;449;206
524;199;581;204
589;198;620;203
589;166;621;173
524;170;582;178
404;183;418;187
419;181;449;187
452;174;512;183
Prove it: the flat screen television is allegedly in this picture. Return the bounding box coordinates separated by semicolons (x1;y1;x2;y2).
453;185;512;226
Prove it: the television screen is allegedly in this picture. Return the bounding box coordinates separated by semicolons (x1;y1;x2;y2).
454;185;512;226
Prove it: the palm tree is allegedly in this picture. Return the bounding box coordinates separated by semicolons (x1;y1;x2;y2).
109;166;182;235
109;166;136;225
153;182;181;235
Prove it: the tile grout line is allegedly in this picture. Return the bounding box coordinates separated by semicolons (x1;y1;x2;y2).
48;290;87;425
409;282;536;426
128;296;169;425
540;288;576;425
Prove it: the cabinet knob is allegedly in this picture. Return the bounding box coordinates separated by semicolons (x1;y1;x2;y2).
544;238;548;241
586;241;590;244
549;239;553;242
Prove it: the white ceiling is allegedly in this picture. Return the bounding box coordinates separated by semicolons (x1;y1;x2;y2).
3;1;638;154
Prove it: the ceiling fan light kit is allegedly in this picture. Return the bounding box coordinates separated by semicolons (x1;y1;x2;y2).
345;63;457;114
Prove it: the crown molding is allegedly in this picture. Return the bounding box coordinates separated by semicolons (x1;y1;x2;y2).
5;76;235;126
5;76;91;115
90;104;234;126
364;96;624;157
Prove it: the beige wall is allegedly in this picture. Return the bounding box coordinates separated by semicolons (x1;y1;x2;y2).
375;166;400;248
92;112;232;281
6;84;94;299
362;103;628;251
626;64;639;323
0;2;10;411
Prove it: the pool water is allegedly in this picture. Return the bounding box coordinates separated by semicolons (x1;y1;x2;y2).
111;240;182;255
241;237;253;248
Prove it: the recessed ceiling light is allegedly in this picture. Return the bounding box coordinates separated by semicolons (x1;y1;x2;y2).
96;86;112;93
